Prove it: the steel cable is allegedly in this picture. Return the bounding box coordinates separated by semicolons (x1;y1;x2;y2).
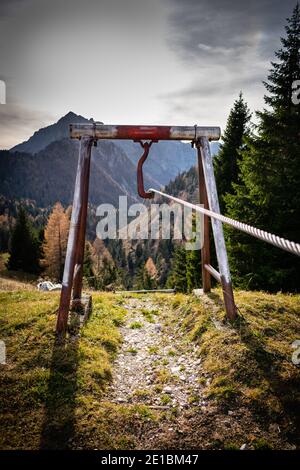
149;188;300;257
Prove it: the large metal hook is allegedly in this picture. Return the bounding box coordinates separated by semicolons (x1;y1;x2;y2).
136;140;155;199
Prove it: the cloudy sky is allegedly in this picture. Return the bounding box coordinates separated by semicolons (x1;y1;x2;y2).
0;0;297;148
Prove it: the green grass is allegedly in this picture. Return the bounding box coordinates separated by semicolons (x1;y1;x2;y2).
154;368;171;384
141;308;159;323
0;290;128;449
167;349;176;357
129;321;143;329
126;347;138;354
1;286;300;449
148;345;159;354
252;438;273;450
172;290;300;420
132;389;151;399
0;254;38;289
161;394;171;405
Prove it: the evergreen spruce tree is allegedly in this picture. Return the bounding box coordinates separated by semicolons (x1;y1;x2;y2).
7;207;40;274
225;4;300;291
134;257;157;290
91;238;117;289
186;247;201;293
167;244;187;292
135;265;145;290
83;241;94;286
186;215;201;292
214;92;251;213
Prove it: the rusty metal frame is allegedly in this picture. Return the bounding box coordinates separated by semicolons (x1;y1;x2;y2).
56;123;236;336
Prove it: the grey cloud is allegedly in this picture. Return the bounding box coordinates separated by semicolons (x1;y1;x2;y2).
0;104;53;149
160;0;297;127
0;0;297;144
167;0;297;61
0;0;31;18
162;72;263;100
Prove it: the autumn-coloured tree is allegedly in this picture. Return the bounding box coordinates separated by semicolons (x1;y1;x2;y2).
145;257;157;278
91;238;116;289
136;257;158;290
42;202;70;280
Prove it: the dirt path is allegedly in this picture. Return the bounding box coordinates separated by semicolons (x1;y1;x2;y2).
103;294;293;450
108;296;206;411
104;295;221;449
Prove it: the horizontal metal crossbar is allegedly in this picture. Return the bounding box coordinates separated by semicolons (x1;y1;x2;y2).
69;124;221;141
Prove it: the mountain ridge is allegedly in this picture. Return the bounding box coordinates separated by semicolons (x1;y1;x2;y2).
1;112;221;210
0;137;156;208
10;111;89;155
9;111;220;186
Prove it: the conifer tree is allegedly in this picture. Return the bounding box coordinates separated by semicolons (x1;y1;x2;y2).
185;214;201;292
214;92;251;213
225;4;300;291
135;257;157;290
91;238;117;289
83;241;94;284
167;244;187;292
186;247;201;293
7;207;40;274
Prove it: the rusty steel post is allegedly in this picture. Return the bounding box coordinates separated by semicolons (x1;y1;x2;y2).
72;139;92;302
197;137;237;321
197;146;211;293
56;136;93;335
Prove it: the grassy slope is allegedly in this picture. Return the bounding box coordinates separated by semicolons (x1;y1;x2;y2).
0;287;300;449
166;290;300;448
0;290;128;449
0;253;38;291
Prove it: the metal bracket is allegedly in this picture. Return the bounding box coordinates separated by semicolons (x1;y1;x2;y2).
136;140;156;199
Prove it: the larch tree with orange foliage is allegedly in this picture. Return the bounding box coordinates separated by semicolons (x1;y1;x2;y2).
42;203;70;281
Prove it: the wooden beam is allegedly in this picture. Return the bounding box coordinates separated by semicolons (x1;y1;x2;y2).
204;264;221;283
197;146;211;292
72;138;92;302
115;289;176;294
56;136;93;336
197;137;237;321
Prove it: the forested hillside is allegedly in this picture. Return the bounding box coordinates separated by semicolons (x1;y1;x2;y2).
0;139;155;208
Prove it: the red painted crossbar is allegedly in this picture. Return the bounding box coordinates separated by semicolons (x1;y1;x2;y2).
70;124;221;141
